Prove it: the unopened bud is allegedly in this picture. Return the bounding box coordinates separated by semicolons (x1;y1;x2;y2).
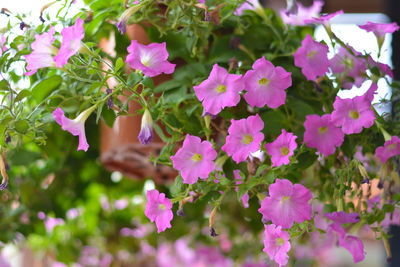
138;109;153;145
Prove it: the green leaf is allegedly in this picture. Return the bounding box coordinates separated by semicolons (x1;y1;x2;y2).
115;57;124;72
127;72;143;87
0;80;9;91
170;175;183;197
96;102;104;124
31;75;62;103
142;76;154;89
14;120;29;134
15;89;31;102
101;108;116;128
154;80;182;93
382;204;395;214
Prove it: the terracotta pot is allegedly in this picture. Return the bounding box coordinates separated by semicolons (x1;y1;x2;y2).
100;24;177;184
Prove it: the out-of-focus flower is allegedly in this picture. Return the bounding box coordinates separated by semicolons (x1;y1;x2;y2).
258;179;312;228
145;189;173;233
293;34;329;81
126;40;176;77
115;199;129;210
44;217;64;233
280;0;323;26
263;224;291;267
53;105;96;152
375;136;400;163
325;211;360;224
54;18;85;68
222;115;264;164
194;64;243;115
265;129;297;167
305;10;343;27
170;134;217;184
243;56;292;109
234;0;261;16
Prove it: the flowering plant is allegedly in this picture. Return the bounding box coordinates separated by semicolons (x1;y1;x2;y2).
0;0;399;266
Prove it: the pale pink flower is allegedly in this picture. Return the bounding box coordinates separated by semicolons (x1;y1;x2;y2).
258;179;312;228
25;26;58;75
243;56;292;108
221;114;264;164
53;105;96;152
280;1;323;26
265;129;297;167
126;40;176;77
0;35;7;57
145;189;173;233
234;0;261;16
375;136;400;163
358;21;399;39
44;217;65;233
263;224;291;267
293;34;329;81
54;18;85;68
305;10;344;26
303;114;344;156
331;95;375;134
170;134;217;184
329;46;367;89
194;64;243;115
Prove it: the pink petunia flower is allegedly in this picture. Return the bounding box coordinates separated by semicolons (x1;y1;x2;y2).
170;134;217;184
126;40;176;77
367;55;394;79
303;114;344;156
221;114;264;164
263;224;291;267
243;56;292;108
258;179;312;229
358;21;399;39
53;105;96;152
293;34;329;81
265;129;297;167
331;95;375;134
145;189;173;233
25;26;58;75
338;235;365;263
54;18;85;68
0;35;7;57
234;170;250;208
325;211;360;224
375;136;400;163
305;10;344;26
194;64;243;115
234;0;261;16
280;1;323;26
329;46;367;89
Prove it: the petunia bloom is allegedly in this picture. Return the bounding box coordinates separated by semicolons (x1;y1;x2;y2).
303;114;344;156
25;26;58;75
145;189;173;233
221;114;264;164
0;35;7;57
234;0;261;16
170;134;217;184
375;136;400;163
359;21;399;50
54;18;85;68
280;0;323;26
263;224;291;267
258;179;312;229
126;40;176;77
293;34;329;81
53;105;96;152
305;10;344;27
138;109;153;145
325;211;360;224
265;129;297;167
193;64;243;115
331;95;375;134
243;56;292;109
329;46;367;89
338;235;365;263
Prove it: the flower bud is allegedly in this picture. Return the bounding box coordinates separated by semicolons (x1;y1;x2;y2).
116;3;142;34
138;109;153;145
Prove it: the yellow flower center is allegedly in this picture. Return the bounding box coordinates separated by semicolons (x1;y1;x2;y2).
192;153;202;162
276;237;285;246
318;126;328;134
258;77;269;86
388;143;396;150
216;84;227;93
349;110;360;120
242;134;253;145
141;53;151;67
280;146;290;156
280;196;290;203
159;204;166;210
307;50;316;58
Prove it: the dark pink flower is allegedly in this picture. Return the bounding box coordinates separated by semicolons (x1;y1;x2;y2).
305;10;344;26
331;95;375;134
25;26;58;75
221;114;264;163
358;21;399;39
338;235;365;263
303;114;344;156
53;106;96;152
293;34;329;81
194;64;243;115
325;211;360;224
243;56;292;108
375;136;400;163
265;129;297;167
364;82;378;103
145;189;173;233
329;46;367;89
126;40;176;77
280;1;323;26
258;179;312;229
54;18;85;68
263;224;291;267
170;135;217;184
